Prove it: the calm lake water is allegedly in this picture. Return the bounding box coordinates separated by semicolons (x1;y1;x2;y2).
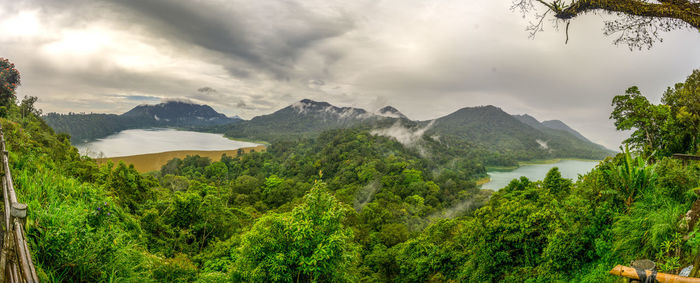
481;159;600;190
76;128;260;157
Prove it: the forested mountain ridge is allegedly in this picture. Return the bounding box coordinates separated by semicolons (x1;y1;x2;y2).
122;101;232;122
43;101;241;143
429;105;612;161
542;119;593;143
514;114;594;143
43;97;609;162
213;99;401;141
216;100;611;162
377;106;408;119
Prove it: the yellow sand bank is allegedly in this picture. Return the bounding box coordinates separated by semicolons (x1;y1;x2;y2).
96;145;267;173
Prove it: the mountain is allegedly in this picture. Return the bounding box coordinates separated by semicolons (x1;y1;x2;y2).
541;119;591;143
121;101;235;126
45;98;612;162
512;114;546;129
427;106;613;160
216;100;611;161
377;106;407;119
514;114;593;143
216;99;391;140
44;101;241;143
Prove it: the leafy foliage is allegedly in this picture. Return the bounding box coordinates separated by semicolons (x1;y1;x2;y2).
232;182;358;282
0;57;20;111
611;70;700;158
5;61;700;282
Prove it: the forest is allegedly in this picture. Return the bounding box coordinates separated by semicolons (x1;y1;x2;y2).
2;52;700;282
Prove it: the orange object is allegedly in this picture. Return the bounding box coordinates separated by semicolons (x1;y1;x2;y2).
609;265;700;283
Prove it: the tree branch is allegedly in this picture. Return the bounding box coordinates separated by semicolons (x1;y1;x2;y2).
555;0;700;29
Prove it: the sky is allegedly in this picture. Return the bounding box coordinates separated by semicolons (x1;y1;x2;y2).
0;0;699;149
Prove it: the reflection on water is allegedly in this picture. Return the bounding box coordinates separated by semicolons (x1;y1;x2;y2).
481;159;600;190
76;128;260;157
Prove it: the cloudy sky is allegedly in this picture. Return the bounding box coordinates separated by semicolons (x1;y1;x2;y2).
0;0;699;149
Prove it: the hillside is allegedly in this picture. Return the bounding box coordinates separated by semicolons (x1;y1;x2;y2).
377;106;408;119
9;91;700;282
541;119;592;143
428;106;612;160
6;65;700;282
122;101;231;123
215;99;396;140
218;101;612;162
45;98;612;162
44;101;241;143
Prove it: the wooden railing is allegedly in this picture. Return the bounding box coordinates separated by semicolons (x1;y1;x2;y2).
610;265;700;282
673;154;700;166
0;124;38;283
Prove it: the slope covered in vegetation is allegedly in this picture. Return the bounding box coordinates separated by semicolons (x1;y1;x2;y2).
3;58;700;282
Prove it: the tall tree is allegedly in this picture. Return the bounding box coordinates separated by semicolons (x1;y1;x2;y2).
233;181;358;282
662;69;700;154
610;69;700;157
0;58;20;109
610;86;669;156
512;0;700;49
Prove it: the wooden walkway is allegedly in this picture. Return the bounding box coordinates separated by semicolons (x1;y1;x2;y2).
0;124;38;283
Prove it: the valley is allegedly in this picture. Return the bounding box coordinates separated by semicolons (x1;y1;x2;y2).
1;0;698;281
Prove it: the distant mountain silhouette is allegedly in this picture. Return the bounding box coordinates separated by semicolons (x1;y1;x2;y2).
44;101;240;143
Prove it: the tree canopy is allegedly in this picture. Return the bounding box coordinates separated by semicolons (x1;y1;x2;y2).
611;69;700;157
0;57;20;108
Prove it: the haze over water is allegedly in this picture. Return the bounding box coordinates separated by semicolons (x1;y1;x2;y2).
76;128;260;158
481;159;600;190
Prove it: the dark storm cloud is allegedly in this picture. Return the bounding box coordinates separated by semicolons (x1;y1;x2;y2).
101;0;355;79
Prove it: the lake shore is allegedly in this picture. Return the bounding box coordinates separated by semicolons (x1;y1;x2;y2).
487;158;602;172
96;145;267;173
481;159;601;190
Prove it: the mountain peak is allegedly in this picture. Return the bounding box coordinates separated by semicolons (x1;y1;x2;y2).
287;99;370;119
512;114;544;129
377;106;407;119
121;101;239;122
541;120;591;143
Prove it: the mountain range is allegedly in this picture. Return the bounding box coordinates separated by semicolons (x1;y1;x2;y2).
43;101;240;143
214;99;612;160
44;99;613;161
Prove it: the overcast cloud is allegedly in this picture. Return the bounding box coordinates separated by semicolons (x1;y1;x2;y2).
0;0;698;149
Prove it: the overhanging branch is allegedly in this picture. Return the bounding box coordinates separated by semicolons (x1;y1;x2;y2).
554;0;700;29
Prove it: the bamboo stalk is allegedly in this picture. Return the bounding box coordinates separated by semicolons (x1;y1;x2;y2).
609;265;700;283
14;222;36;282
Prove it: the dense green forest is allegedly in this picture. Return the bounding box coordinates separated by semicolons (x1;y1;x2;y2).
3;58;700;281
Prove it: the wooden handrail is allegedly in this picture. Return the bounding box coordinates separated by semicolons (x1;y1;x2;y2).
609;265;700;282
673;154;700;161
0;123;38;283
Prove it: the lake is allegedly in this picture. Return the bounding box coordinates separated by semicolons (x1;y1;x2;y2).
481;159;601;190
76;128;261;158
